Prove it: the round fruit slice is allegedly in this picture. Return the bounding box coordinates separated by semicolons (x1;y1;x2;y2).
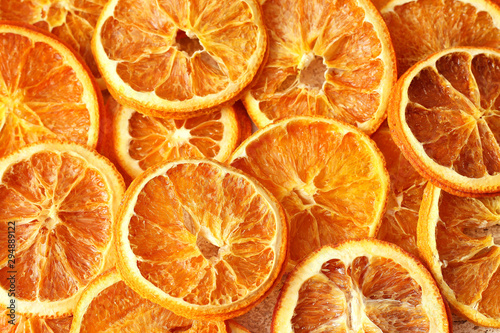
273;239;450;332
70;269;227;333
92;0;267;117
243;0;396;134
0;0;106;85
0;22;101;158
371;121;427;256
0;310;71;332
418;183;500;327
229;116;389;267
381;0;500;75
112;98;239;179
0;141;125;317
388;47;500;196
115;159;288;320
226;320;250;333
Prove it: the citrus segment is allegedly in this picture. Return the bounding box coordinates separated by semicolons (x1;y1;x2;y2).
234;101;253;145
115;159;287;319
112;98;239;178
0;141;124;317
0;0;106;84
0;310;72;332
92;0;267;116
229;116;389;266
70;270;227;333
272;239;449;332
418;183;500;327
381;0;500;75
0;22;101;158
243;0;396;134
388;47;500;196
371;121;427;256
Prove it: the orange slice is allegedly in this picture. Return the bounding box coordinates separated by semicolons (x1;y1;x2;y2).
115;159;288;320
229;116;389;267
371;121;427;256
0;21;101;158
92;0;267;117
226;320;250;333
70;269;227;332
0;0;106;86
112;98;239;179
273;239;450;332
234;101;253;145
388;47;500;196
243;0;396;134
381;0;500;75
0;141;125;317
418;183;500;327
0;310;71;332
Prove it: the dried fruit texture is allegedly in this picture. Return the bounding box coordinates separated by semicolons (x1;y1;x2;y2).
0;22;101;158
70;270;227;333
381;0;500;75
418;183;500;327
0;310;71;333
229;117;389;267
112;97;239;179
243;0;396;134
226;320;251;333
273;239;449;332
371;121;426;256
0;0;106;84
115;160;287;320
388;47;500;196
0;141;125;317
92;0;267;117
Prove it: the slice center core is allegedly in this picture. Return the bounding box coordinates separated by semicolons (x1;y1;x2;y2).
175;30;203;57
299;55;327;90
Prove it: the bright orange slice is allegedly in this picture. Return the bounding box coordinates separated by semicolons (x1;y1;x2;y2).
371;121;427;256
112;98;239;179
273;239;450;332
229;116;389;267
92;0;267;117
0;0;106;85
70;269;227;332
115;159;288;320
0;22;101;158
388;47;500;196
243;0;396;134
418;183;500;327
381;0;500;75
0;310;71;332
0;141;125;317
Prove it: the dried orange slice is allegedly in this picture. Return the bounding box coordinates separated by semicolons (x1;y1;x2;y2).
229;116;389;267
115;159;288;320
243;0;396;134
371;121;427;256
234;101;253;145
273;239;450;332
0;141;125;317
92;0;267;117
0;0;106;85
226;320;250;333
418;183;500;327
70;269;227;332
0;310;71;332
388;47;500;196
381;0;500;75
0;22;101;158
112;98;239;179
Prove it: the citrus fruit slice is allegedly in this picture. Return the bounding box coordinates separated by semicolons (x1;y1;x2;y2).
229;116;389;267
0;22;101;158
381;0;500;75
234;101;253;145
115;159;288;320
70;269;227;332
371;121;427;256
273;239;450;332
92;0;267;117
226;320;250;333
388;47;500;196
0;310;72;332
0;0;106;85
418;183;500;327
242;0;396;134
0;141;125;317
112;98;239;179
